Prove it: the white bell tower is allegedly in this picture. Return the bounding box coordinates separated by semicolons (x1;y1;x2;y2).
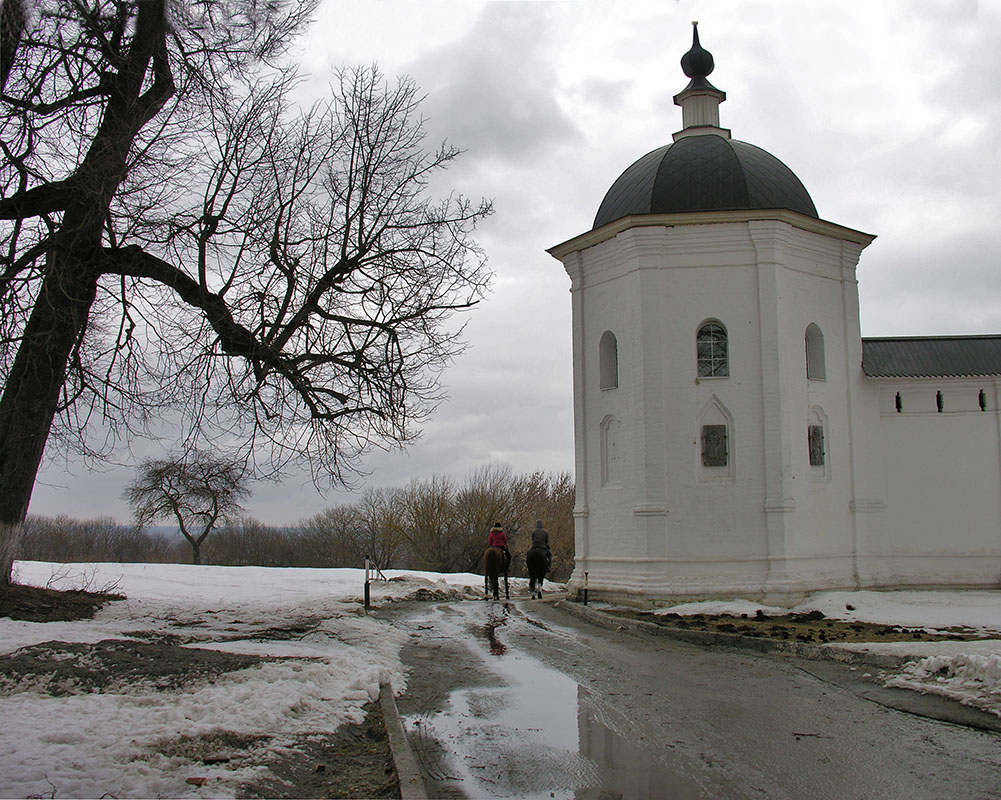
549;24;885;604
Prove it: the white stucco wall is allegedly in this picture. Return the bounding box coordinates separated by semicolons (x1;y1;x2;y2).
556;208;1001;604
870;379;1001;586
559;216;876;601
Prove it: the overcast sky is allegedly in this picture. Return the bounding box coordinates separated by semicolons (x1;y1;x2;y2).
29;0;1001;525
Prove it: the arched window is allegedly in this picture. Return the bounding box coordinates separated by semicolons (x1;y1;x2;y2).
696;322;728;377
805;323;825;380
599;331;618;389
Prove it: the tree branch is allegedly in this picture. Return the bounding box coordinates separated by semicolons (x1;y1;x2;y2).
102;244;352;408
0;180;75;219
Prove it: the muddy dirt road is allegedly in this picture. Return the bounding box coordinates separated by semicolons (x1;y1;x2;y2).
387;599;1001;800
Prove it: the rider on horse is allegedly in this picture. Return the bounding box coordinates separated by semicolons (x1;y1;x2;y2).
529;519;552;573
488;523;512;572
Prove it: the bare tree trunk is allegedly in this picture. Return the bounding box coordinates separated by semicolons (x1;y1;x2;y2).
0;520;20;584
0;248;98;585
0;0;25;92
0;0;170;587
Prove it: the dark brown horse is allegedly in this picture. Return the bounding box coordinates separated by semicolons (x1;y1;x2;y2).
526;547;548;599
483;546;509;600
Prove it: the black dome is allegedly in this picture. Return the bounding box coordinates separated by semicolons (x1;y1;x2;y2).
593;135;818;230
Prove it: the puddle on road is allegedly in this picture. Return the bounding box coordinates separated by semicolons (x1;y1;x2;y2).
408;602;710;799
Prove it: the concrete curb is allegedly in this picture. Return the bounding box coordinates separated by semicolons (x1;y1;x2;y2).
549;598;915;670
378;681;427;800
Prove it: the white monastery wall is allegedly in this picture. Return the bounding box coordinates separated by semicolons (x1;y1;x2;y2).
567;221;880;599
562;212;1000;603
871;379;1001;586
553;28;1001;603
657;224;766;563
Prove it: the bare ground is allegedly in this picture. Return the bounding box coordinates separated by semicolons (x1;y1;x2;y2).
598;605;989;644
0;582;124;622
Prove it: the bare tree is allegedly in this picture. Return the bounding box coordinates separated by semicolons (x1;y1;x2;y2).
355;486;407;570
401;474;460;572
452;463;516;572
534;471;575;581
204;517;293;567
124;452;250;565
296;504;365;567
0;1;491;585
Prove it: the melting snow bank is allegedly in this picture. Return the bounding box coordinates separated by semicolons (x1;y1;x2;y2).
0;560;500;799
885;653;1001;718
652;589;1001;719
653;589;1001;635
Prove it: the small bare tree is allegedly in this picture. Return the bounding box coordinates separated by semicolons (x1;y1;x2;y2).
124;452;250;565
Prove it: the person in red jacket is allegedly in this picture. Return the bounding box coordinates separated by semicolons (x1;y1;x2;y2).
487;523;511;571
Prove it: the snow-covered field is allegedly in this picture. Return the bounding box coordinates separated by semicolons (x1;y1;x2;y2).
2;560;495;799
2;561;1000;798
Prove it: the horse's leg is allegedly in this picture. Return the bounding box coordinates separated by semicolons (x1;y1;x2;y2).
503;570;509;600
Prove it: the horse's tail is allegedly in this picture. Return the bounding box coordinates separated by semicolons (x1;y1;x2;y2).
483;546;501;574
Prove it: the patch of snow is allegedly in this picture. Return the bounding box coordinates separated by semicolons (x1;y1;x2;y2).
790;590;1001;635
3;561;998;796
653;599;787;618
885;653;1001;718
1;560;500;798
653;589;1001;635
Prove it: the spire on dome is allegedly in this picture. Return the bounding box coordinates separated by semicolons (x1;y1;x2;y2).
673;22;730;142
680;21;714;81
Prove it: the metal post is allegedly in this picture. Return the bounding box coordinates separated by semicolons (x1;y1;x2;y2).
364;555;371;610
583;571;589;606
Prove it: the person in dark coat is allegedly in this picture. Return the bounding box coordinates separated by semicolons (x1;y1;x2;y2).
529;519;552;572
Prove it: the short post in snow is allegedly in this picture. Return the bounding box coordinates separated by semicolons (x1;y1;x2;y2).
583;571;589;606
364;555;371;610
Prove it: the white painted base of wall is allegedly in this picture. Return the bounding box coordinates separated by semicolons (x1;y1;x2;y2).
566;553;1001;608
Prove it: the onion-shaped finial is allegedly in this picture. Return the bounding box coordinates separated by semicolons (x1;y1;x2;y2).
680;21;714;79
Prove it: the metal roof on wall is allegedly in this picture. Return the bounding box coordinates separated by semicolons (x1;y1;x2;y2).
862;336;1001;378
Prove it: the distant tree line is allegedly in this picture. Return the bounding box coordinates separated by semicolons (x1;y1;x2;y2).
17;465;576;581
17;516;175;564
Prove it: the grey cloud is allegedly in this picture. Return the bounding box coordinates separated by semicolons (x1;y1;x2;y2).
859;229;1001;337
407;5;583;163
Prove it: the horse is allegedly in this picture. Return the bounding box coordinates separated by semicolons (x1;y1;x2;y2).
526;546;549;599
483;546;509;600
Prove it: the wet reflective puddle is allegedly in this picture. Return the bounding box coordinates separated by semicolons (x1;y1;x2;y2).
406;602;710;799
